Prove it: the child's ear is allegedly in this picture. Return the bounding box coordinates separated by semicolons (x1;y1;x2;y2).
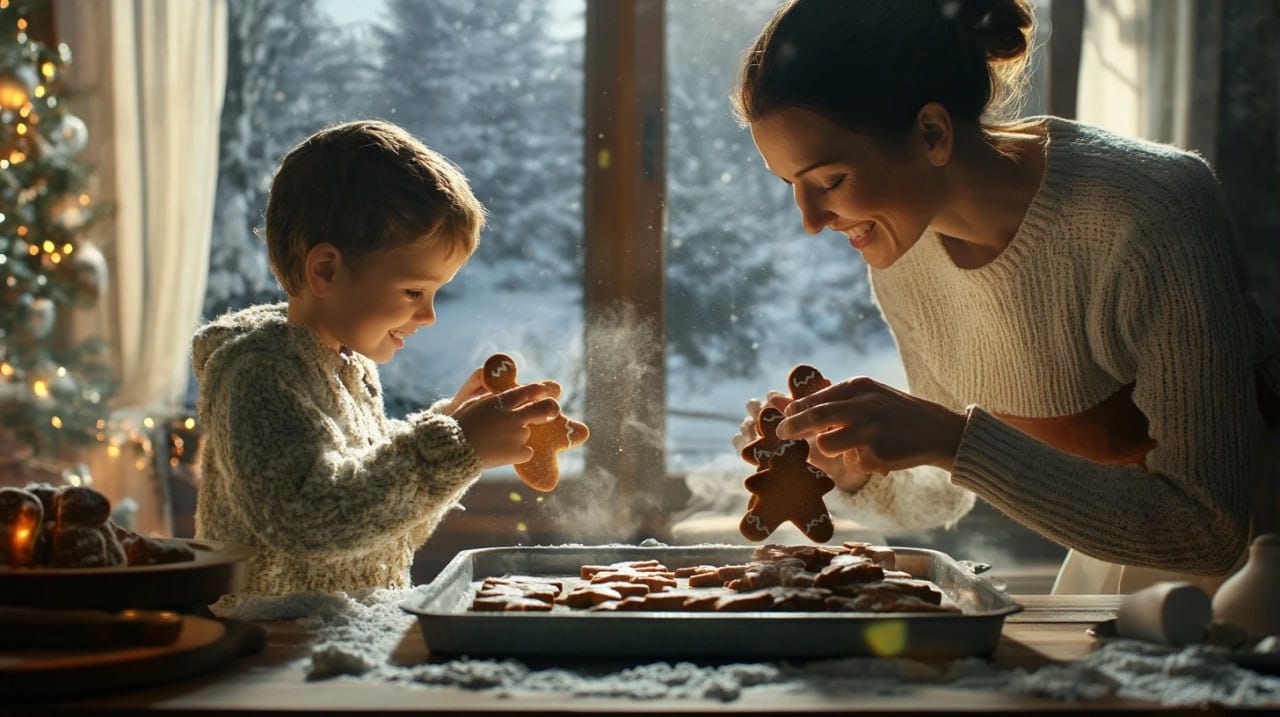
915;102;954;167
304;243;343;297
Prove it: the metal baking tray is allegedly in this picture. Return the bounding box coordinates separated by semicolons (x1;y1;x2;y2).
403;544;1022;659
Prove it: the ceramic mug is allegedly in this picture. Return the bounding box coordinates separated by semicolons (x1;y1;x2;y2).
1115;580;1212;646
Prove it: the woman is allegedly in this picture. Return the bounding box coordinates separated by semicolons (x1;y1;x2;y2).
730;0;1279;593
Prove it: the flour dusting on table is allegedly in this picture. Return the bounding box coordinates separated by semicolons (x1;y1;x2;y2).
216;588;1280;706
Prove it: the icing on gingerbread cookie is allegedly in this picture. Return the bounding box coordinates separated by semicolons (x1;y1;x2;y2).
787;364;831;400
739;438;835;543
481;353;589;492
741;407;786;468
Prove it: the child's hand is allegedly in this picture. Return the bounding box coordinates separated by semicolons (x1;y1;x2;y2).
438;368;490;416
452;382;564;469
441;369;564;417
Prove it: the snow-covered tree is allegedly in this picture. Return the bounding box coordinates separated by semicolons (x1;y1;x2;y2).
665;0;884;384
371;0;583;287
204;0;373;320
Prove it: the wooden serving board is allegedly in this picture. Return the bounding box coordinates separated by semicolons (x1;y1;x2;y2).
0;539;254;611
0;615;266;702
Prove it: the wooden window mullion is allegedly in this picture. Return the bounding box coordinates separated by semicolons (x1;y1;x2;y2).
582;0;668;540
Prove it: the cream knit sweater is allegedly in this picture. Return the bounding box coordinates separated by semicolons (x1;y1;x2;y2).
192;303;482;596
828;117;1278;577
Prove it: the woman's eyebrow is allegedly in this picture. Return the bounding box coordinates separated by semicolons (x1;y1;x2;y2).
768;159;836;180
791;160;836;179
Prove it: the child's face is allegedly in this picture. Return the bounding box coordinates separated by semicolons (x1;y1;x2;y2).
319;238;468;363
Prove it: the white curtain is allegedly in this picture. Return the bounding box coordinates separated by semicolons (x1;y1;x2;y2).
53;0;226;535
1076;0;1222;160
55;0;227;412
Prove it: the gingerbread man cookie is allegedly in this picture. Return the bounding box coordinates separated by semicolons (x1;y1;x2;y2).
739;438;835;543
481;353;589;492
740;407;786;468
787;364;831;400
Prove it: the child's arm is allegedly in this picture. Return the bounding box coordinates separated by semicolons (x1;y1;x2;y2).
209;355;483;557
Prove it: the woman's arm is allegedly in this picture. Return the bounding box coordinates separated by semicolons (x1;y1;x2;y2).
949;179;1255;574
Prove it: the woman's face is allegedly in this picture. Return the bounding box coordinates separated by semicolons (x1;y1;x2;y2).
749;107;947;269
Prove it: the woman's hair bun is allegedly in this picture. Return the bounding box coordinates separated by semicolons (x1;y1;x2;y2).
941;0;1033;62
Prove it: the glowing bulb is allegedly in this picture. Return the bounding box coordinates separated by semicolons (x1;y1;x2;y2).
50;416;62;429
32;379;49;397
183;418;195;430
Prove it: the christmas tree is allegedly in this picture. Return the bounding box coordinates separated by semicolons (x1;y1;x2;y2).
0;1;113;478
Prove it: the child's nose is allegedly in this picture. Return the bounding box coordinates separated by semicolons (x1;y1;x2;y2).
414;303;436;327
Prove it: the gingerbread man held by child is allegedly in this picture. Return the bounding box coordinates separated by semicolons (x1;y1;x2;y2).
482;353;589;492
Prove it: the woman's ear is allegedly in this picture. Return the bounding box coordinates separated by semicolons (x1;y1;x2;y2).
303;243;343;297
915;102;954;167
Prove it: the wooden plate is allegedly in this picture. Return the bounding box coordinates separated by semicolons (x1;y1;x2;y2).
0;615;267;701
0;539;255;610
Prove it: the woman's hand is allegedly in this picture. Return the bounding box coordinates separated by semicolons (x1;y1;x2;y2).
732;390;871;493
776;376;966;476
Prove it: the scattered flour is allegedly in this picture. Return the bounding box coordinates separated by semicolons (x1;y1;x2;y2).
215;588;1280;706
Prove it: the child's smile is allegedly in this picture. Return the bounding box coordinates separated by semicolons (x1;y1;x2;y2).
308;237;468;363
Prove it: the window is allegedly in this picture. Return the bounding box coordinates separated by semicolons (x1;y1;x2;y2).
204;0;1066;587
204;0;585;434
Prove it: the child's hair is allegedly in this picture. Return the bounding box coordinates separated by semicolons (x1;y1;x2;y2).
263;120;486;296
733;0;1034;142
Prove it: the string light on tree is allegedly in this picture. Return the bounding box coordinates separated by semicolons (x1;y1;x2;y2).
0;0;117;481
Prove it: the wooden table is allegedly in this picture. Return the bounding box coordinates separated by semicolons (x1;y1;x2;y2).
8;595;1266;715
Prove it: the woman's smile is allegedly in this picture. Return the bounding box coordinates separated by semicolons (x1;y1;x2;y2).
837;220;877;250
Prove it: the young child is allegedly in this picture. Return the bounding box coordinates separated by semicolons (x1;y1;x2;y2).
193;120;565;597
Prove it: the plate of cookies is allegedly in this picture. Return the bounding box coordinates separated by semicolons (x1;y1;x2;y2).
403;542;1021;660
0;483;253;610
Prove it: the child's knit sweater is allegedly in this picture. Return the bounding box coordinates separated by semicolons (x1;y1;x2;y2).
193;303;482;596
828;117;1278;578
